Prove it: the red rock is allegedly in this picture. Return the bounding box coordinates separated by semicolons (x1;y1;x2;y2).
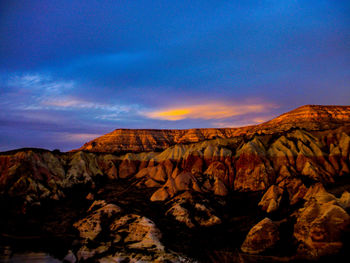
234;138;275;191
294;196;350;258
118;159;138;179
241;218;280;254
75;105;350;154
258;185;284;213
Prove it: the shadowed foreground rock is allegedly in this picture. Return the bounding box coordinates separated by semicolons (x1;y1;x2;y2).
241;218;280;254
73;200;192;262
293;184;350;258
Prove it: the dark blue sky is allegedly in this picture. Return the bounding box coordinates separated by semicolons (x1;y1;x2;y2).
1;0;349;151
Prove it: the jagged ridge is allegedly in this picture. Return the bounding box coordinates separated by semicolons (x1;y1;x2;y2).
75;105;350;153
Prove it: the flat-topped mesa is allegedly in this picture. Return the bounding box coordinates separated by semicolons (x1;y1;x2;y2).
74;128;235;153
75;105;350;153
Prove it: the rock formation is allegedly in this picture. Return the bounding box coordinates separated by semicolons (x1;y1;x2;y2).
75;105;350;153
73;200;190;262
241;217;280;254
293;185;350;258
1;105;350;262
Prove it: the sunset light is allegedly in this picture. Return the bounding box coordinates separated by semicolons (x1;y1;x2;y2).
144;102;276;121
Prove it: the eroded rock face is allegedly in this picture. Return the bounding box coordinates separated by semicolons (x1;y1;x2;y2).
241;218;280;254
165;192;221;228
293;187;350;258
0;151;66;203
234;137;275;191
118;155;138;178
339;191;350;210
73;201;189;262
1;105;350;262
279;177;308;205
150;171;202;201
73;200;122;240
65;151;103;187
258;185;284;213
76;105;350;153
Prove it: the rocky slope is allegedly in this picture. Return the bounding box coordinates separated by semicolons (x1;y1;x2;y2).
76;105;350;153
1;105;350;262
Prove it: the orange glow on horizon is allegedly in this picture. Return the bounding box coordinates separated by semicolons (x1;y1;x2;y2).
144;102;277;121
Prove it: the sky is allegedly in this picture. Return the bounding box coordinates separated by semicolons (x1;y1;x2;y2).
0;0;349;151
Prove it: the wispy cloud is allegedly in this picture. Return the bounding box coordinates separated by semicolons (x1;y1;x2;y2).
1;73;140;116
143;102;277;121
7;73;75;95
56;132;102;142
212;115;274;128
42;97;134;111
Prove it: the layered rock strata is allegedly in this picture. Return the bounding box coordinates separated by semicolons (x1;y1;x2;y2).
76;105;350;153
1;105;350;262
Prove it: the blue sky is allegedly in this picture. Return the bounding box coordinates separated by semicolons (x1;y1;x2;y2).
0;0;349;151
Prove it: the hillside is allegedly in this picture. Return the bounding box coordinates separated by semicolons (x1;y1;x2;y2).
75;105;350;153
0;105;350;262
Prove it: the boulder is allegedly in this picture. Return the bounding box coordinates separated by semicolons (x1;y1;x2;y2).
241;217;280;254
113;215;164;251
193;203;221;227
150;187;169;202
303;183;337;204
213;178;228;196
73;201;122;240
258;185;284;213
166;198;221;228
278;177;307;205
204;161;226;181
166;203;195;228
150;171;201;201
338;191;350;210
294;190;350;258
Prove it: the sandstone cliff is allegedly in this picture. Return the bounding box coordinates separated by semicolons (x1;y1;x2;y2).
75;105;350;153
1;105;350;262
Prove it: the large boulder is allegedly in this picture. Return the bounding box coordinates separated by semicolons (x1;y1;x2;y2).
150;171;202;201
213;178;228;196
278;177;308;205
241;217;280;254
111;215;164;251
293;188;350;258
74;201;187;262
258;185;284;213
73;200;122;240
165;192;221;228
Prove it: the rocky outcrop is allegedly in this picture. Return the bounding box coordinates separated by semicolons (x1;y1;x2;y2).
2;123;349;213
165;192;221;228
258;185;284;213
0;150;67;210
73;200;122;240
73;200;190;262
0;150;116;210
234;137;275;191
1;105;350;262
76;105;350;153
293;188;350;258
241;218;280;254
65;151;103;187
150;171;202;201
